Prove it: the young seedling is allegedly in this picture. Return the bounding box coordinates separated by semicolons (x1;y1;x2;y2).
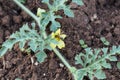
79;39;88;48
100;37;110;46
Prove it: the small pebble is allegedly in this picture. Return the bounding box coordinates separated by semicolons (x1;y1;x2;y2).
34;62;39;66
59;63;64;68
43;73;46;76
91;14;98;21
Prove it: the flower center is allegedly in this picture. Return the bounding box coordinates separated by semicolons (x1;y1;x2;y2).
55;35;60;41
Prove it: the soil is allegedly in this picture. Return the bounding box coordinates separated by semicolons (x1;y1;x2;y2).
0;0;120;80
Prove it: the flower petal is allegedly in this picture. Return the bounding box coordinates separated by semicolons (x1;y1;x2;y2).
37;8;45;17
55;29;61;35
50;43;56;49
60;34;66;39
57;40;65;49
51;32;55;38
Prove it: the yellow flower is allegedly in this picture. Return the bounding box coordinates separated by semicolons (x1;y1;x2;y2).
37;8;46;17
50;29;66;49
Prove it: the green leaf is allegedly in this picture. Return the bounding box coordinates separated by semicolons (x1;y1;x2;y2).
35;51;47;63
31;22;36;29
41;13;50;30
88;73;94;80
79;39;85;45
100;37;106;42
105;42;110;46
0;47;8;57
94;70;106;79
19;41;26;50
101;61;111;69
109;46;120;55
63;6;74;17
79;40;88;48
28;40;37;52
41;12;62;31
40;0;83;32
100;37;110;46
117;62;120;69
109;56;117;61
42;0;49;4
41;0;82;31
50;21;61;31
102;48;108;56
49;13;62;31
45;45;52;50
15;78;22;80
75;53;85;66
42;0;51;8
90;64;102;70
0;23;47;59
75;69;86;80
93;49;101;60
81;45;88;48
2;39;16;49
75;45;120;80
72;0;84;5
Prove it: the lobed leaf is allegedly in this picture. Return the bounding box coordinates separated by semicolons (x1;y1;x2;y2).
109;56;117;61
75;69;87;80
42;0;51;8
0;23;52;63
72;0;84;5
100;37;110;46
0;47;8;57
19;41;26;49
35;51;47;63
101;61;111;69
75;53;84;66
15;78;22;80
28;40;37;52
117;62;120;69
75;45;120;80
94;70;106;79
62;5;74;17
41;0;82;31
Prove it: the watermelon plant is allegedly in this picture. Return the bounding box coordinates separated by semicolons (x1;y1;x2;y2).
0;0;120;80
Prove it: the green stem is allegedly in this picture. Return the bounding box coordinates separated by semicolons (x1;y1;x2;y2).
13;0;40;27
53;48;74;71
53;48;77;80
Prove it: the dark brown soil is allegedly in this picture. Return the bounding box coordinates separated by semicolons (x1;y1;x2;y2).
0;0;120;80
